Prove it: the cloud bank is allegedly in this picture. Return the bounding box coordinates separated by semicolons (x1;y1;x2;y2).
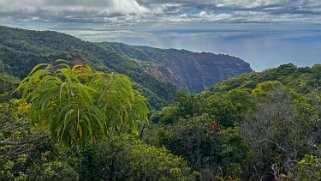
1;0;321;24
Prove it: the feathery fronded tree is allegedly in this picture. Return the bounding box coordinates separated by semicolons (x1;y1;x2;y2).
17;60;148;147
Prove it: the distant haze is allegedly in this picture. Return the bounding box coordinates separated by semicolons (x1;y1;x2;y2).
58;23;321;71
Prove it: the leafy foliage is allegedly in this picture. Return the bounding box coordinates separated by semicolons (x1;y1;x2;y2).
145;114;250;179
78;135;192;181
147;63;321;180
297;154;321;181
0;73;20;102
0;99;191;181
0;99;63;180
17;61;148;146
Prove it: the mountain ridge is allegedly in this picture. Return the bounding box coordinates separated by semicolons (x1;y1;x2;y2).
0;25;176;109
100;42;252;93
0;25;251;105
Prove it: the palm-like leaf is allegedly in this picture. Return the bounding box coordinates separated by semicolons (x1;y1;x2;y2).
17;60;148;147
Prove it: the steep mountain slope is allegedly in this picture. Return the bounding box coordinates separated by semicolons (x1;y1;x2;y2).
101;42;252;93
0;25;251;107
0;26;175;109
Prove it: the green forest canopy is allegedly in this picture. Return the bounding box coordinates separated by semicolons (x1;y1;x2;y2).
1;63;321;180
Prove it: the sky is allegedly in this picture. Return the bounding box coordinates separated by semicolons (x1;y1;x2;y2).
1;0;321;71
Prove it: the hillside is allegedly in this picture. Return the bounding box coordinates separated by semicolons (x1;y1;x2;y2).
101;42;252;93
0;25;252;106
0;26;175;109
145;63;321;180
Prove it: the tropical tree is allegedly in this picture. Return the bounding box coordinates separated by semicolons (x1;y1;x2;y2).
17;60;148;147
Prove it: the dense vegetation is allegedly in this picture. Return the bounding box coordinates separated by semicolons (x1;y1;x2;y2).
2;62;321;180
142;63;321;180
1;26;321;181
0;26;176;109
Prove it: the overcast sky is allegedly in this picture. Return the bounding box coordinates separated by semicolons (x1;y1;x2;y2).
1;0;321;71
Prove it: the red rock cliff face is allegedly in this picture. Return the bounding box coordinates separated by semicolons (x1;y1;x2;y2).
104;43;252;93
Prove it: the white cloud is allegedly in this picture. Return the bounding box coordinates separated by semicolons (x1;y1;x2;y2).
0;0;150;16
0;0;321;24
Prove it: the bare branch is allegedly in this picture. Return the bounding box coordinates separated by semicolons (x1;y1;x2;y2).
0;135;48;146
0;122;29;132
0;139;47;158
